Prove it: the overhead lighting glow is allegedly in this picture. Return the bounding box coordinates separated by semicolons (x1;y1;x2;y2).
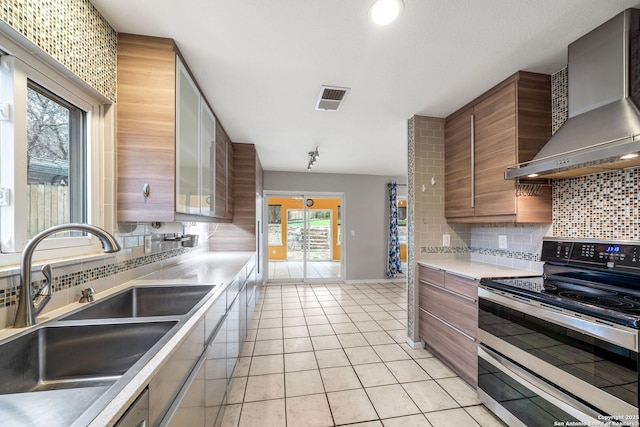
369;0;404;26
527;173;539;178
621;153;639;160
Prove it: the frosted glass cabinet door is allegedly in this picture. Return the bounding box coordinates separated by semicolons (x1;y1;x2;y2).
200;102;216;216
176;58;200;214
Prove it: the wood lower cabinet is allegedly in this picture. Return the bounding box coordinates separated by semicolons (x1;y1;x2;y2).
418;264;478;387
445;71;552;223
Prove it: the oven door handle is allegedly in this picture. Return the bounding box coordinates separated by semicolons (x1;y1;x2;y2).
478;287;639;352
479;345;606;424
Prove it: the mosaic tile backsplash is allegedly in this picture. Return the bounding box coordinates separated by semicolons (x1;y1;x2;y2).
0;0;117;101
0;246;195;308
553;168;640;240
551;67;568;135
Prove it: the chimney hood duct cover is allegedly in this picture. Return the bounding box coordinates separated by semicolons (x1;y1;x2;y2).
505;8;640;179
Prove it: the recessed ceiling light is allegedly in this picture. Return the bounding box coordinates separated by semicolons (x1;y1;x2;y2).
621;153;639;160
527;173;539;178
369;0;404;26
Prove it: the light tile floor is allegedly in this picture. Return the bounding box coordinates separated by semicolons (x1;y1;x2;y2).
267;262;408;281
221;281;504;427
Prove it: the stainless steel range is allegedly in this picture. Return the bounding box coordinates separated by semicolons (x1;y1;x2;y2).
478;238;640;427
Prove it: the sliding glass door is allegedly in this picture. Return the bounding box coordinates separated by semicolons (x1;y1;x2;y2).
266;193;343;282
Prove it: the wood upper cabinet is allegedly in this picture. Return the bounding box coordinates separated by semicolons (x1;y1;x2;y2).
444;108;474;219
117;34;176;223
444;71;552;223
116;33;233;222
214;120;234;220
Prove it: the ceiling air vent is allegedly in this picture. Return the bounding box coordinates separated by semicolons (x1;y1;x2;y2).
315;85;350;111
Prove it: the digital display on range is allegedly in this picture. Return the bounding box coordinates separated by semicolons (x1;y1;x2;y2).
541;240;640;271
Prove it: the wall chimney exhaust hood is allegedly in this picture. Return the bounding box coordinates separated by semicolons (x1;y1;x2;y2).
505;8;640;180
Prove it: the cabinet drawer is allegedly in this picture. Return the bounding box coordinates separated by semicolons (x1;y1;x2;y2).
418;265;444;287
420;283;477;338
420;309;477;387
444;273;477;300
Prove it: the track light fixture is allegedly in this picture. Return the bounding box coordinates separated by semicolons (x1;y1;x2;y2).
307;146;319;171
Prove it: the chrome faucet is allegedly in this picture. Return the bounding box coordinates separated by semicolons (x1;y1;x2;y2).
13;223;121;328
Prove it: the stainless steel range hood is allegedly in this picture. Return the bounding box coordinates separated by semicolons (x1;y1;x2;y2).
505;8;640;180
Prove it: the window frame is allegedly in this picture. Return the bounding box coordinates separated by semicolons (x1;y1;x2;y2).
0;30;110;266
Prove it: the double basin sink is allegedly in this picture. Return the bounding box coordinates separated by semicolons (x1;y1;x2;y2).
0;284;216;426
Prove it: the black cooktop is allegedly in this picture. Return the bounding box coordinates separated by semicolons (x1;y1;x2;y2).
480;238;640;328
482;275;640;328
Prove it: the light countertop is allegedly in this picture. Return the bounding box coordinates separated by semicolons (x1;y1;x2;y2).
417;259;541;280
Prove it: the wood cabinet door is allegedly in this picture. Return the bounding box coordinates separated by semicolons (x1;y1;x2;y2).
473;82;517;217
444;108;474;218
116;34;177;223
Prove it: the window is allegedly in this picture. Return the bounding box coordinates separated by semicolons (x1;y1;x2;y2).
26;82;86;238
268;204;282;245
0;37;106;264
398;202;407;244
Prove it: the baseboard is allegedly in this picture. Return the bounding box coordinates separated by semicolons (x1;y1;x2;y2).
406;337;425;349
346;278;407;284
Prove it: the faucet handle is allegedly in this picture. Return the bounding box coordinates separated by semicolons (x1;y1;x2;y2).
33;264;53;316
80;287;95;303
40;264;52;291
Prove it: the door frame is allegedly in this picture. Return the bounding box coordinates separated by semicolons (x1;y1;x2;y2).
263;190;346;283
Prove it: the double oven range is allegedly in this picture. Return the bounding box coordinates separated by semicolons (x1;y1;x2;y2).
479;238;640;427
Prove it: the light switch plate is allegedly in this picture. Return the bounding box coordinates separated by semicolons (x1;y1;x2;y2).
499;235;508;249
442;234;450;247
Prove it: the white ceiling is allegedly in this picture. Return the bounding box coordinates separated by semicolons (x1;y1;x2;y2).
90;0;640;177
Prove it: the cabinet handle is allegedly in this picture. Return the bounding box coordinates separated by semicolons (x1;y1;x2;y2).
470;114;475;208
142;183;150;198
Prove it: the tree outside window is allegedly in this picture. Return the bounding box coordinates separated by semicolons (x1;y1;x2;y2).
268;204;282;245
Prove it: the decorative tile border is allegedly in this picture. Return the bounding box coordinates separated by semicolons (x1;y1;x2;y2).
420;246;469;254
419;246;540;262
0;0;117;101
0;246;195;307
469;247;540;262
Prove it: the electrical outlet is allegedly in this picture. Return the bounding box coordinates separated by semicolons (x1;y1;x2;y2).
144;235;152;253
499;235;508;249
442;234;450;247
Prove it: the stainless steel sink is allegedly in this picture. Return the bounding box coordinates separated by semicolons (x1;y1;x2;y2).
61;285;215;320
0;321;176;394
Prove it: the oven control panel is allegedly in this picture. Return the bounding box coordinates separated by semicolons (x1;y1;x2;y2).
542;239;640;270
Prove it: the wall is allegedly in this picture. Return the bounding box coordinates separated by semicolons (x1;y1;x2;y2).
264;171;405;281
0;0;116;101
